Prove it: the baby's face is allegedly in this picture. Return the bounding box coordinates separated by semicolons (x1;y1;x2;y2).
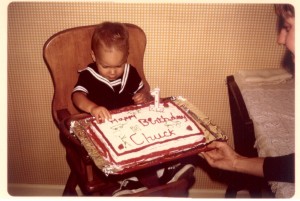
94;47;127;81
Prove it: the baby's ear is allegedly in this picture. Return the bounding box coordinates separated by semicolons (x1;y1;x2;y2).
91;51;96;62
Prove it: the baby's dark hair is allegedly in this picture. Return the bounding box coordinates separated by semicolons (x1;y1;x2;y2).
91;22;129;55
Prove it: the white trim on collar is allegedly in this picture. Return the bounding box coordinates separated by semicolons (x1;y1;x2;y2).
79;64;130;92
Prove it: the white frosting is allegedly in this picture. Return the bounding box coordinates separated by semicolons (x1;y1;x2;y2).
87;101;206;171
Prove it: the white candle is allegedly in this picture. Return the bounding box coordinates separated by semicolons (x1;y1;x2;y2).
151;88;160;108
150;88;164;112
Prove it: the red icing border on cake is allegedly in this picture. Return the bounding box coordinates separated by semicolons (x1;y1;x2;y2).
90;130;206;168
86;100;206;167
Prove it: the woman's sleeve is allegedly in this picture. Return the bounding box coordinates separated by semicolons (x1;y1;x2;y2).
263;153;294;183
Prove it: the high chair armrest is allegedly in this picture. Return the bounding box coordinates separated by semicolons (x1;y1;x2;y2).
57;108;71;122
57;109;94;163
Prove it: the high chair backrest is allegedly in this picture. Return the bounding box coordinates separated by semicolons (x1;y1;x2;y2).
43;23;149;125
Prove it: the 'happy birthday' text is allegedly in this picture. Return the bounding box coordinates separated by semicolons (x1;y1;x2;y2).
138;112;188;126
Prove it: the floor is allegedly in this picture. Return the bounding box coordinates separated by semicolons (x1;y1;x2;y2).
7;184;275;198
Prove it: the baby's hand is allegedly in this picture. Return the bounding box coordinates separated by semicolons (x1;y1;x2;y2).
132;92;149;104
90;106;111;123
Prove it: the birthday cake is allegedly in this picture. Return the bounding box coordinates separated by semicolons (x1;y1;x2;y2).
70;97;227;174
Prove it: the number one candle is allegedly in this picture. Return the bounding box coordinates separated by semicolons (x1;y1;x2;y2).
149;88;164;112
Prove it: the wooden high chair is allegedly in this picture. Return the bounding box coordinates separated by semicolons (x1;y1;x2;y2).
43;23;195;196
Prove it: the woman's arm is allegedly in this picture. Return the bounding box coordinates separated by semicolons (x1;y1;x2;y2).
263;153;294;182
201;141;264;177
202;141;295;183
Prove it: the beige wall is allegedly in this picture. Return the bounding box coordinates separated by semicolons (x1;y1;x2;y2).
7;2;285;196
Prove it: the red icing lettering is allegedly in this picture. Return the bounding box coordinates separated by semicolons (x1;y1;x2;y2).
129;129;177;146
109;114;137;124
130;133;144;145
138;113;187;127
143;129;175;143
138;119;149;126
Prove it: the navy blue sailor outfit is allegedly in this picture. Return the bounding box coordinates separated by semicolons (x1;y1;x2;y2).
72;63;144;110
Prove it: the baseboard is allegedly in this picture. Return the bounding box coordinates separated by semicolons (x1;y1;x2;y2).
7;183;83;196
189;188;251;198
7;183;63;196
189;188;226;198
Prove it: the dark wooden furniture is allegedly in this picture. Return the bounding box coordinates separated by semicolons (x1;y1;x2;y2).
43;23;195;196
227;75;257;157
226;75;273;198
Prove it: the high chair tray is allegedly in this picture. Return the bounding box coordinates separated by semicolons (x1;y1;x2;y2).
69;96;227;175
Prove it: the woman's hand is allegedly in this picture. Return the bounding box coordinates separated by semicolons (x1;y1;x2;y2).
201;141;242;172
201;141;265;177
